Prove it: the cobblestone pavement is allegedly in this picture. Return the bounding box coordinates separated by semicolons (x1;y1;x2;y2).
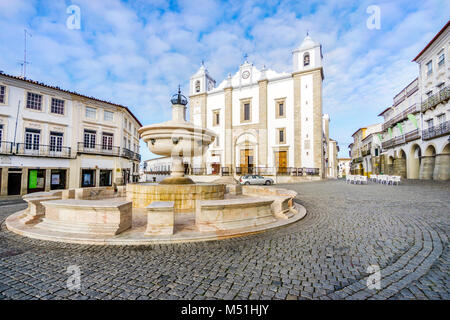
0;180;448;300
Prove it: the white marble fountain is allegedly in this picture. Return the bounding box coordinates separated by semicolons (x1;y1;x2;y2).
5;89;305;245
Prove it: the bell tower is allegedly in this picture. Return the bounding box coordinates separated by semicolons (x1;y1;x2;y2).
292;33;323;73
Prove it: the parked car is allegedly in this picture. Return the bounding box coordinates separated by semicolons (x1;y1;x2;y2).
239;175;274;185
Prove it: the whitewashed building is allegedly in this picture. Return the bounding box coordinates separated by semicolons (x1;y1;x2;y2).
189;35;334;178
0;73;142;196
374;21;449;180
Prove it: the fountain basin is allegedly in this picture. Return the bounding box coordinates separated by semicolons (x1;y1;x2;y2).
126;182;225;211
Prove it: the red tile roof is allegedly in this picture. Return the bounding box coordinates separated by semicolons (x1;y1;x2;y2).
412;20;450;62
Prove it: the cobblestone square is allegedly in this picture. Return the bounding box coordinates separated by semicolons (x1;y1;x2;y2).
0;180;448;300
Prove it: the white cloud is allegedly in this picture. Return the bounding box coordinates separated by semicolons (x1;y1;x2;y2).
0;0;448;159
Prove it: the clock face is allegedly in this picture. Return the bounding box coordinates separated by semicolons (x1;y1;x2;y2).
242;70;250;79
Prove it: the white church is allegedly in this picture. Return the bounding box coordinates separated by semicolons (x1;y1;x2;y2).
188;34;337;179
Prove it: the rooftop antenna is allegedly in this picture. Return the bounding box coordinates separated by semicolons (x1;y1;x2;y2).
21;29;32;79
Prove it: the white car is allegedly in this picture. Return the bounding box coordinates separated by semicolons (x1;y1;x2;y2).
239;175;274;185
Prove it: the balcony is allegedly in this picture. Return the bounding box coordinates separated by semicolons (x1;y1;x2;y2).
422;121;450;140
121;148;141;161
0;141;14;155
382;103;420;131
381;129;420;149
16;143;71;158
421;86;450;113
78;142;120;156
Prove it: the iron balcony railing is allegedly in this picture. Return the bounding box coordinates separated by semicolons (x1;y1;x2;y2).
0;141;14;154
120;148;141;161
381;128;420;149
421;86;450;113
16;143;72;158
382;103;420;131
77;143;141;161
78;142;120;156
422;120;450;140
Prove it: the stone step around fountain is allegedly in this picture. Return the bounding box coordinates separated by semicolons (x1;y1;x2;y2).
195;197;276;232
145;201;175;235
38;199;132;236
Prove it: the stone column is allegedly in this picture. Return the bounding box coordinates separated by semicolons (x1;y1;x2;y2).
387;164;394;175
1;168;8;196
258;79;268;167
224;86;233;174
95;168;100;187
433;153;450;181
312;71;323;178
45;169;51;192
292;73;302;168
20;168;28;195
393;157;406;178
419;156;435;180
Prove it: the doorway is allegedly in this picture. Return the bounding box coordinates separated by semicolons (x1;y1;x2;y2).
275;151;287;174
211;163;220;175
240;149;254;174
7;172;22;195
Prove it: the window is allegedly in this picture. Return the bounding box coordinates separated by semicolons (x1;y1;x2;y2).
426;119;434;129
25;128;40;150
83;129;96;148
85;107;96;119
195;80;200;93
278;128;286;144
100;170;112;187
213;110;220;126
426;60;433;75
104;110;114;121
275;99;286;118
0;85;5;103
303;52;310;66
438;52;445;67
215;136;220;147
26;92;42;110
244;104;250;120
50;98;64;115
49;132;63;152
437;114;446;124
102;133;113;150
0;124;3;144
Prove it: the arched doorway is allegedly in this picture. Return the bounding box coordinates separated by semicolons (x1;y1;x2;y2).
419;145;436;180
393;149;407;178
433;143;450;180
409;144;421;179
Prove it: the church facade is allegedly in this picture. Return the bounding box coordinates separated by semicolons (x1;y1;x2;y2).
188;35;334;178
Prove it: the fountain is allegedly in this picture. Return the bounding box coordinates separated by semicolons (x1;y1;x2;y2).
139;87;214;185
5;88;305;244
126;88;225;211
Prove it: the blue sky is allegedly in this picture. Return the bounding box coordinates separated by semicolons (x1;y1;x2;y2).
0;0;448;161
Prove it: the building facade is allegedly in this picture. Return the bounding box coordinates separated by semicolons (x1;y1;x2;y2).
337;158;351;178
376;21;449;180
349;123;382;176
188;35;333;178
0;73;142;196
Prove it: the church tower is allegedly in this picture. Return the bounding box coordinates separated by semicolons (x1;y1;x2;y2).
292;34;325;176
189;62;215;170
